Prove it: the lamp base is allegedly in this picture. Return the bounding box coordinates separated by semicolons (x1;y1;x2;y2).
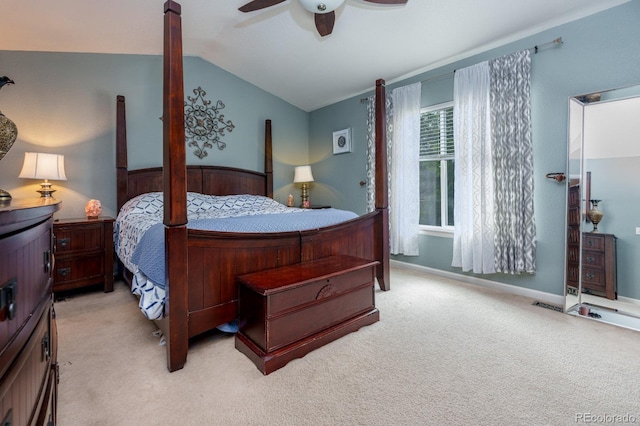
36;189;56;198
0;188;11;202
37;181;56;198
300;182;309;208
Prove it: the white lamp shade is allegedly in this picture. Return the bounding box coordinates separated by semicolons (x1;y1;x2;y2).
298;0;345;14
19;152;67;181
293;165;314;183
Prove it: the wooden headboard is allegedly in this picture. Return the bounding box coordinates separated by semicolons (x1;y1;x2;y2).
115;95;274;212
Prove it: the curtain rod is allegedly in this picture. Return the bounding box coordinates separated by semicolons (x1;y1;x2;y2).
360;37;563;103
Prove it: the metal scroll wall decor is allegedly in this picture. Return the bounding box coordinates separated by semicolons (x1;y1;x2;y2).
184;86;235;159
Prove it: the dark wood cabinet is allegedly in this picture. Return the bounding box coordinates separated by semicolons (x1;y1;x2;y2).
582;233;617;300
566;184;617;300
53;217;114;293
0;198;60;426
235;255;379;375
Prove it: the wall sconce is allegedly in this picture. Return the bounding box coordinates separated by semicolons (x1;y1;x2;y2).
19;152;67;197
293;165;314;208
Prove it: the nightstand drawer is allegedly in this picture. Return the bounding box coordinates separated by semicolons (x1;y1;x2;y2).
54;222;103;253
54;254;105;284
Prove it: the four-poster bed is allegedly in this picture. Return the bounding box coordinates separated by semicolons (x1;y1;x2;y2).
115;0;389;372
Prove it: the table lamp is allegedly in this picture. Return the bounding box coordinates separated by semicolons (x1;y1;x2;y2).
19;152;67;197
293;165;314;208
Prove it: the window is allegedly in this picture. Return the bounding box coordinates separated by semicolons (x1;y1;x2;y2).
419;102;454;232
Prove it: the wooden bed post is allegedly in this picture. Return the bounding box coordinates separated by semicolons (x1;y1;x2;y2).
163;0;188;372
265;119;273;198
116;95;128;212
375;79;390;291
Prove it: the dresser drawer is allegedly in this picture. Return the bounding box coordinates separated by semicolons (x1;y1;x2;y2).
583;234;605;251
566;264;579;288
582;250;604;268
582;268;606;290
0;306;52;426
0;219;52;372
567;244;579;264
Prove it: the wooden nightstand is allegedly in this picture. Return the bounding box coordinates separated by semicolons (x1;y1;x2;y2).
53;217;115;293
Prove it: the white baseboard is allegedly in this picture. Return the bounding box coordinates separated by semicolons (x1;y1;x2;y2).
618;295;640;307
390;259;565;307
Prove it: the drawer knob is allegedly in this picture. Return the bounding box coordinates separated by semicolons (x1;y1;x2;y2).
586;272;595;280
59;237;70;249
57;267;71;278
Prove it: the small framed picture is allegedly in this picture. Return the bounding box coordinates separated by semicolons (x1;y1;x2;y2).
332;128;351;155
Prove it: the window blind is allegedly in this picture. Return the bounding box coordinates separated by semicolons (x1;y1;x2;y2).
420;106;454;160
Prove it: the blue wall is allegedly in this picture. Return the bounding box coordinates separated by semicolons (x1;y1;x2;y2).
307;1;640;296
0;53;309;218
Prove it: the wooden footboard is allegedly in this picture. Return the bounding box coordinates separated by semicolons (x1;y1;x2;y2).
183;211;383;339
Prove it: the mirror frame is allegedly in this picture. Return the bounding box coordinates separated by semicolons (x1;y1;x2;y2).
565;84;640;331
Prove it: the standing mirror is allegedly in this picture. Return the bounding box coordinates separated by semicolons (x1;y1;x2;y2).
565;84;640;331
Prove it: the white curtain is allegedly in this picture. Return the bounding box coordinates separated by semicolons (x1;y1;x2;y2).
389;82;421;256
452;51;535;274
451;62;496;273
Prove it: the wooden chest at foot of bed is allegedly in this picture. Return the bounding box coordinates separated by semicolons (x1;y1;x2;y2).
235;255;379;375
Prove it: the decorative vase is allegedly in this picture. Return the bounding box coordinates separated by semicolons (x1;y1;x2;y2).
0;111;18;202
85;199;102;219
587;199;603;233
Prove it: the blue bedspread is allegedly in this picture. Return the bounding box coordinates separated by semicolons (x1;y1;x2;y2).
131;209;358;289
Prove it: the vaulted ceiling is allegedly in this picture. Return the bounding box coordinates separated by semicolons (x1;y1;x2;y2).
1;0;630;111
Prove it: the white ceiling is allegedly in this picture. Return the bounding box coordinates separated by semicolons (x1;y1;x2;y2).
1;0;630;112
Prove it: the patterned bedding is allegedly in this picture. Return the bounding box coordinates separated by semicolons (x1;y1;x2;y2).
114;192;358;320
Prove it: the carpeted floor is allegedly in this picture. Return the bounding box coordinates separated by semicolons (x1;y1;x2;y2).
54;266;640;425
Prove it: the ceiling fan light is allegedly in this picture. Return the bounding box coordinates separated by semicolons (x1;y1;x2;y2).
298;0;345;14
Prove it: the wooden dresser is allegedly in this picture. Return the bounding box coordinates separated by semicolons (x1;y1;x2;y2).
0;198;61;426
235;255;379;375
53;217;114;293
581;232;617;300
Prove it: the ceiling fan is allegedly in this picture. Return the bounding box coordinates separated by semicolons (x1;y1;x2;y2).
239;0;408;37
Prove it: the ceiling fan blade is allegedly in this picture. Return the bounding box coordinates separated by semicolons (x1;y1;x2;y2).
362;0;408;4
239;0;287;13
315;11;335;37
